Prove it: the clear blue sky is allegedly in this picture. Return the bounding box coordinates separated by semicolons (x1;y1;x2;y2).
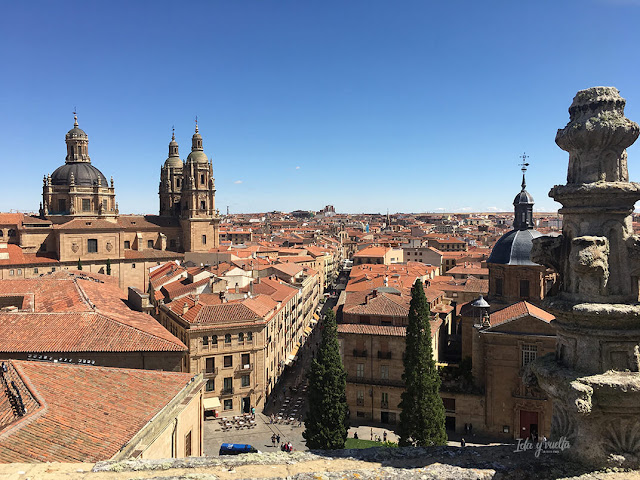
2;0;640;214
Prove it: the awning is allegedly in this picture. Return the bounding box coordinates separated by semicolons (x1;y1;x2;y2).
313;313;320;321
304;326;313;335
203;397;221;410
290;345;300;358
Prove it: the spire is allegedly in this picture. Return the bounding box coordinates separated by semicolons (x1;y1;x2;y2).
172;126;175;141
73;110;78;127
513;153;534;230
195;116;199;134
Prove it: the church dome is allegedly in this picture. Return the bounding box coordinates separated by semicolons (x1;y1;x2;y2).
65;126;88;139
165;132;183;168
514;189;534;205
186;150;208;164
51;162;108;186
165;156;183;168
488;227;542;265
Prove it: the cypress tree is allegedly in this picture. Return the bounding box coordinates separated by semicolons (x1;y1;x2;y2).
106;258;111;275
398;279;447;447
77;258;82;271
303;309;349;449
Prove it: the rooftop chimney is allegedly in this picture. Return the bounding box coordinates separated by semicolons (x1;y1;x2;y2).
182;302;189;315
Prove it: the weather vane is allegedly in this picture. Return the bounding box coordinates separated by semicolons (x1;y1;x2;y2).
519;152;530;173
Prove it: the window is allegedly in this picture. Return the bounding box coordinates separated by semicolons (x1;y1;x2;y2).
132;263;136;269
357;390;364;406
176;178;180;188
205;357;215;373
241;353;250;367
202;235;207;245
223;376;233;390
147;240;154;248
124;240;130;249
443;398;456;413
522;344;537;366
203;336;209;346
87;239;98;253
225;333;231;344
356;363;364;378
200;174;205;184
16;269;21;276
170;239;176;249
380;365;389;380
356;411;365;418
212;335;218;345
241;374;250;387
82;199;91;212
495;278;503;296
58;199;66;212
185;431;192;457
224;355;233;368
102;199;107;212
247;331;253;341
33;268;38;274
238;332;244;342
7;229;15;237
381;392;389;408
224;399;233;410
9;270;14;276
520;279;530;298
206;379;214;391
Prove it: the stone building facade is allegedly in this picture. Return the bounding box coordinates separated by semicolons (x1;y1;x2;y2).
0;116;220;291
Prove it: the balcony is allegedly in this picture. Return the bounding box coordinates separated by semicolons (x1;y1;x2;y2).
378;351;392;359
235;363;254;374
202;367;218;378
347;376;404;388
353;349;368;358
220;387;234;396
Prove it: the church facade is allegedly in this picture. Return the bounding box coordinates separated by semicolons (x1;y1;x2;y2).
0;116;220;291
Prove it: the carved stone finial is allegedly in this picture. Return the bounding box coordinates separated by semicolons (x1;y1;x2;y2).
556;87;639;184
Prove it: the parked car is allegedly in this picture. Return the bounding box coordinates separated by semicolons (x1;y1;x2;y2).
219;443;260;455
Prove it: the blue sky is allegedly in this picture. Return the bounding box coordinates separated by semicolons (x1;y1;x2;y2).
2;0;640;214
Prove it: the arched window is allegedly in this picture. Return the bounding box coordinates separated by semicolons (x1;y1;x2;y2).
225;333;231;344
238;332;244;342
212;335;218;345
247;331;253;341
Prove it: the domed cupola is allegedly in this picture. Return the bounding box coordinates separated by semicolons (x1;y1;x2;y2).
65;113;90;163
186;119;208;164
165;128;183;168
487;157;541;266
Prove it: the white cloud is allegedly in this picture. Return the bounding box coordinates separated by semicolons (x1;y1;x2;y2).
457;207;472;212
234;180;243;184
295;166;300;170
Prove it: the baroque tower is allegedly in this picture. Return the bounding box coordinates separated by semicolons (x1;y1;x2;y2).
159;121;219;252
159;129;183;217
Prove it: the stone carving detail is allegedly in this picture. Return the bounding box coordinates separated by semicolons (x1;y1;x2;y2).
551;404;576;443
603;419;640;455
106;241;113;252
569;236;609;296
556;87;639;184
71;243;79;253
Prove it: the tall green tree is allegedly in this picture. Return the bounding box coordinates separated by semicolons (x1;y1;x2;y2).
303;309;349;449
398;279;447;447
106;258;111;275
77;258;82;271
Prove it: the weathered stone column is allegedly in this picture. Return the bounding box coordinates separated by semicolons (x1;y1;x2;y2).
531;87;640;468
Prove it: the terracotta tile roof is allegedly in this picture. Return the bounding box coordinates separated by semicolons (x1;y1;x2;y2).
489;301;555;327
353;246;389;258
337;324;406;336
161;276;210;300
149;262;187;289
0;274;186;353
175;299;264;325
270;262;304;277
345;293;410;317
54;218;121;230
251;278;298;303
0;360;197;463
0;244;58;267
0;213;24;226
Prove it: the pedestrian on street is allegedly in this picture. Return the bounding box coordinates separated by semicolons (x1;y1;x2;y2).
276;434;280;443
271;433;276;447
461;438;466;448
383;431;387;442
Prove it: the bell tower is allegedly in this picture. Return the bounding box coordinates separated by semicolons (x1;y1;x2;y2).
159;128;183;217
179;119;219;252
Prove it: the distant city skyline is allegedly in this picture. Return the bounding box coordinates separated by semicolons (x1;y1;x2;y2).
2;1;640;215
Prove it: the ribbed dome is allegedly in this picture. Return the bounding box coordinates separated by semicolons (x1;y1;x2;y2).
186;150;208;164
66;126;88;139
487;229;542;265
51;163;108;186
165;156;183;168
514;190;534;205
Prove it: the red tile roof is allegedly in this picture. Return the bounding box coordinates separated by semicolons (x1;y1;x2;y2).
0;360;198;463
489;301;555;327
337;324;406;336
